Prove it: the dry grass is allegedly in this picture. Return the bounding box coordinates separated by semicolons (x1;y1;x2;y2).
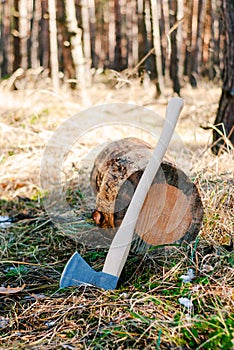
0;76;233;349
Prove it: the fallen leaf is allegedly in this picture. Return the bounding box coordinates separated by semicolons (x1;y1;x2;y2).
0;284;26;294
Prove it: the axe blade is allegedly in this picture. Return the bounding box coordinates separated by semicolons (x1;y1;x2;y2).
60;252;118;290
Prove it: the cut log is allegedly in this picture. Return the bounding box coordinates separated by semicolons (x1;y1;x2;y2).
91;137;203;253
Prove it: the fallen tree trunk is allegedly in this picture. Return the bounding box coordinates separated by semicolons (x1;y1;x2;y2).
91;137;203;254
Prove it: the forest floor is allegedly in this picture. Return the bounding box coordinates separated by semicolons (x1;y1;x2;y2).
0;75;233;349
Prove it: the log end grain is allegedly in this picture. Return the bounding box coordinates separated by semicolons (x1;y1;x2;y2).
91;137;204;254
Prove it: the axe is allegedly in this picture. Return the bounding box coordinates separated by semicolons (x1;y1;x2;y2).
60;97;184;290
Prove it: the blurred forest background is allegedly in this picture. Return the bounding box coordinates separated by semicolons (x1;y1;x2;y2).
0;0;233;152
0;0;226;88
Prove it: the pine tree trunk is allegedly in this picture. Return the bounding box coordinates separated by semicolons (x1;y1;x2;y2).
169;0;180;95
57;0;75;79
131;0;138;67
177;0;183;81
150;0;164;95
13;0;21;71
212;0;234;154
81;0;92;85
212;0;222;77
202;0;212;76
160;0;170;83
184;0;193;83
19;0;28;70
113;0;122;70
40;0;50;68
102;0;110;67
137;0;147;79
29;0;40;69
89;0;97;68
65;0;86;88
195;0;205;76
189;0;199;86
145;0;156;81
121;0;128;69
208;0;215;80
48;0;59;91
126;0;137;68
1;0;12;76
108;0;115;67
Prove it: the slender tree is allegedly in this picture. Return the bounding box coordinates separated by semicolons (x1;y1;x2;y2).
102;0;110;67
138;0;147;78
212;0;234;154
131;0;138;67
29;0;41;68
1;0;12;76
168;0;180;94
202;0;212;77
189;0;199;85
19;0;28;70
13;0;21;71
160;0;170;82
89;0;97;68
48;0;59;90
113;0;122;70
57;0;75;79
81;0;91;62
126;0;138;68
39;0;50;68
195;0;206;77
65;0;86;87
150;0;164;95
177;0;183;81
183;0;193;83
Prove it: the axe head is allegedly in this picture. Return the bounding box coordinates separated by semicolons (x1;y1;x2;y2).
60;252;118;290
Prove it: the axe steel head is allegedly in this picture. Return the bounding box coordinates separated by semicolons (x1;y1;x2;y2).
60;252;118;290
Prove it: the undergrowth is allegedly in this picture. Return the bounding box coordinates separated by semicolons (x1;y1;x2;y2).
0;83;233;349
0;181;233;349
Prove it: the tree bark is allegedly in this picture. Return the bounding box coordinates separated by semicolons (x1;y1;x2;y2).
113;0;122;70
195;0;206;76
13;0;21;71
150;0;164;96
1;0;12;76
57;0;74;79
88;0;97;68
91;138;203;254
184;0;193;83
177;0;183;81
65;0;86;87
169;0;180;95
39;0;50;68
212;0;234;154
48;0;59;91
126;0;138;68
160;0;170;82
29;0;40;68
202;0;212;77
19;0;28;70
81;0;92;85
137;0;147;79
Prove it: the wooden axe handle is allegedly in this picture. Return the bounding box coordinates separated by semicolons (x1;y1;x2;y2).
102;97;184;277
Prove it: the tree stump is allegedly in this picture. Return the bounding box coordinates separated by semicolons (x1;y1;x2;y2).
91;137;203;253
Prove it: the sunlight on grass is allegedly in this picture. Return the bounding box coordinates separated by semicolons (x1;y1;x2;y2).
0;83;233;349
